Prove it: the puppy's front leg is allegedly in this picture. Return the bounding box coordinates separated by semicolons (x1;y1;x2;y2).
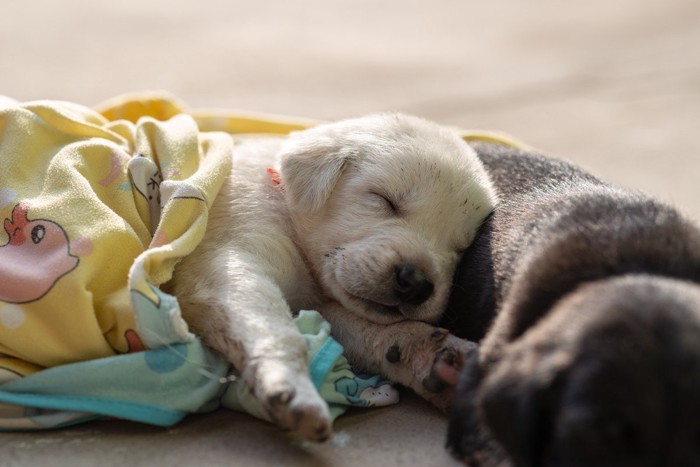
317;302;476;411
175;253;331;441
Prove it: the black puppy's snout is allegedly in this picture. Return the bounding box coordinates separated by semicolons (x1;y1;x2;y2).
394;266;434;305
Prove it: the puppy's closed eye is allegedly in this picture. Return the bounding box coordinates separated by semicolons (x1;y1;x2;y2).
370;191;400;215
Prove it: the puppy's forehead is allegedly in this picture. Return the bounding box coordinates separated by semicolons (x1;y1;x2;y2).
326;113;496;243
350;147;488;243
356;136;476;196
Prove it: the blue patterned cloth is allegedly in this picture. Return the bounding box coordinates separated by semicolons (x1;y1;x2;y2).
0;310;398;430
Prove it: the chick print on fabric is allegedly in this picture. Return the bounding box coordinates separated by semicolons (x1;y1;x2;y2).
0;203;78;304
0;96;233;378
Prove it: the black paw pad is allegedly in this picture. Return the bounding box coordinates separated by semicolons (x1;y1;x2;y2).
385;344;401;363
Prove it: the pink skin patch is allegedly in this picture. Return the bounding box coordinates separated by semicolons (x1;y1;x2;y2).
434;360;461;387
267;167;282;185
267;167;284;192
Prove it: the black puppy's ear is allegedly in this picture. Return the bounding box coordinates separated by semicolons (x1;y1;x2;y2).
279;128;355;212
478;361;564;467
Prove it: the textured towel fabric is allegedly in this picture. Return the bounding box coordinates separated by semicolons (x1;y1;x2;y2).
0;94;398;430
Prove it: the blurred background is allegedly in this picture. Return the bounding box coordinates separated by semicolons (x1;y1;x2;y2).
1;0;698;219
1;2;699;465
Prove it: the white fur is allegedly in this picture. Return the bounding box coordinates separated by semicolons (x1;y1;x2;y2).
169;114;497;440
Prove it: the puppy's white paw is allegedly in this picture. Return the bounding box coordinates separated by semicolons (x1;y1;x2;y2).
379;323;477;412
249;359;332;441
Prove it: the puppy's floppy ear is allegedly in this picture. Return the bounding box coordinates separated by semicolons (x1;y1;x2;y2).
279;129;355;212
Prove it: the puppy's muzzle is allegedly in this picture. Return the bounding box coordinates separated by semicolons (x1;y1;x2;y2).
394;266;434;305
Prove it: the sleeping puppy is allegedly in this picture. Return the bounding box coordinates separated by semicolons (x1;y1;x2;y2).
444;143;700;466
169;114;497;441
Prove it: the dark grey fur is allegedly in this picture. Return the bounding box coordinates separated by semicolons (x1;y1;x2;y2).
443;143;700;467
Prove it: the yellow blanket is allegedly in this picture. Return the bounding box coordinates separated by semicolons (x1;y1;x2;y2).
0;93;233;378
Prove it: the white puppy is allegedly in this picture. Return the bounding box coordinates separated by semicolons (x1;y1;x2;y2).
169;114;497;440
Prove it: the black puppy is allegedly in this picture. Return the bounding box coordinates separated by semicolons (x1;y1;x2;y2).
443;143;700;466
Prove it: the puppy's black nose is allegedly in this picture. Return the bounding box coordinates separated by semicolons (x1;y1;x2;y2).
394;266;434;305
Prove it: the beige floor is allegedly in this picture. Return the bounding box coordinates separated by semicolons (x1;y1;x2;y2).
1;1;699;465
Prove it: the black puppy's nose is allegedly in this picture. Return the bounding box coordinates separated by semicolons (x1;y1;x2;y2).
394;266;434;305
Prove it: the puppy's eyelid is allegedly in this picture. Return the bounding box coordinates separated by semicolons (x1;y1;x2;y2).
370;191;399;214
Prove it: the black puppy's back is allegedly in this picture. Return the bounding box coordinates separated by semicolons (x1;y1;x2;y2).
443;143;700;343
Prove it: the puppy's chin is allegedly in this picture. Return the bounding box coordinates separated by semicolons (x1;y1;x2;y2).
320;276;443;324
314;250;450;324
338;292;406;324
320;278;403;324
